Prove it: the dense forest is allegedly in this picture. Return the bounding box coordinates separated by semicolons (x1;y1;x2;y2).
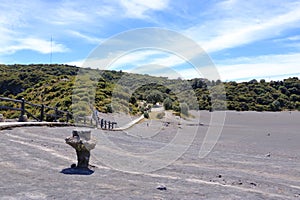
0;64;299;119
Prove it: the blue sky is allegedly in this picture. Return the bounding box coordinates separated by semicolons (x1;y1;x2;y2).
1;0;300;81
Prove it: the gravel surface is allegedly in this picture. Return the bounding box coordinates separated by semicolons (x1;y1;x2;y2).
0;111;299;199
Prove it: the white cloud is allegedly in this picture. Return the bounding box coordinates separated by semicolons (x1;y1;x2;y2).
49;1;92;26
285;35;300;41
144;53;300;81
72;52;300;81
0;37;68;55
68;31;102;44
210;53;300;81
184;1;300;53
110;50;186;69
273;35;300;44
0;0;171;57
0;0;70;55
66;59;84;67
1;0;300;84
119;0;169;18
78;50;163;70
126;64;183;79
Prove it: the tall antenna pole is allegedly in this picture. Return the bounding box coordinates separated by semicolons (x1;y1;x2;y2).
50;36;53;64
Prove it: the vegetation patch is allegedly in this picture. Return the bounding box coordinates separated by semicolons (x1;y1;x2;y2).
1;64;300;120
156;112;165;119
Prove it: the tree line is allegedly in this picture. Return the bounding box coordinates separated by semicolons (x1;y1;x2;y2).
0;64;299;119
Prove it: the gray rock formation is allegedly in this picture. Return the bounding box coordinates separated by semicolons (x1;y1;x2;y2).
65;129;96;169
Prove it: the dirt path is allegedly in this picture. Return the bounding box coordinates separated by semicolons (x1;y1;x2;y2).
0;111;299;199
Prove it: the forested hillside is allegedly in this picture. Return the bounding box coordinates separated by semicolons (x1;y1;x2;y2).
0;64;299;119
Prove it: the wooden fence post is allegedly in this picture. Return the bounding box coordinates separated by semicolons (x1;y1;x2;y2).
18;98;26;122
21;98;25;116
54;107;58;122
100;119;104;129
40;104;44;122
112;122;117;129
66;112;70;123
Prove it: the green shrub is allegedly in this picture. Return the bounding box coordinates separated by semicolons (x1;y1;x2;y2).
144;111;149;119
180;103;189;116
163;98;173;110
156;112;165;119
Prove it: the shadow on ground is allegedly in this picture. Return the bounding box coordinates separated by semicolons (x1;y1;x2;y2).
60;167;94;175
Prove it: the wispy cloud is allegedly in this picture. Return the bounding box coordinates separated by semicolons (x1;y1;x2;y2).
68;31;102;44
66;59;84;67
184;1;300;53
147;53;300;81
119;0;169;19
0;0;170;57
0;0;69;55
0;37;68;55
213;53;300;81
284;35;300;41
1;0;300;82
109;50;186;70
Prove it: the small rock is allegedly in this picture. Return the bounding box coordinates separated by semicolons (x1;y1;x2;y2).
267;133;271;136
71;163;76;168
217;174;222;178
157;185;167;191
18;114;28;122
265;153;271;157
232;180;243;185
250;182;257;186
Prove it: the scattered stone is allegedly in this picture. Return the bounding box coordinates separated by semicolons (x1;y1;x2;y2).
232;180;243;185
265;152;271;157
18;114;28;122
250;182;257;186
267;133;271;136
0;114;5;122
157;184;167;191
217;174;222;178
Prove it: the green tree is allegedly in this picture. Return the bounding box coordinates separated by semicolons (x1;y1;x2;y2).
180;103;189;116
146;90;163;104
144;111;149;119
290;94;300;102
270;100;281;111
129;96;137;104
163;98;173;110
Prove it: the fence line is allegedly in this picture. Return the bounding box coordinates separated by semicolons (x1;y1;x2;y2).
0;96;117;130
0;97;71;123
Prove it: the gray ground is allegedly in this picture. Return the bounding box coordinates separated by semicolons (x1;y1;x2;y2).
0;111;299;199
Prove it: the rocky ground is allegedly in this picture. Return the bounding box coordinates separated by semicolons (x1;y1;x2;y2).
0;111;299;199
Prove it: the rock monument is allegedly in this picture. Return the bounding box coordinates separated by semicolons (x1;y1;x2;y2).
65;129;96;170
